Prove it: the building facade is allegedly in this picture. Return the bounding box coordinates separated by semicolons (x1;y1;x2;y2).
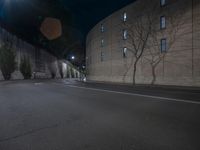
86;0;200;86
0;24;80;80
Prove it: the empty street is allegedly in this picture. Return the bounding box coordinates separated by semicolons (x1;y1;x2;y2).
0;80;200;150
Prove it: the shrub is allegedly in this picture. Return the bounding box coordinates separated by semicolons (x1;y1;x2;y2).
58;62;63;78
0;44;16;80
66;66;70;78
20;56;32;79
70;67;75;78
50;71;56;79
48;63;56;79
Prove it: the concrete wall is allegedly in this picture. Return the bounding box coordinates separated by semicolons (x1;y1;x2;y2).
0;26;80;80
86;0;200;86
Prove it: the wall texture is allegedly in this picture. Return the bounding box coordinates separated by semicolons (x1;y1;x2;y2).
0;25;80;80
86;0;200;86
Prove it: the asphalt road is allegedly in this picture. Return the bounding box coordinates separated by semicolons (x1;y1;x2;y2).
0;80;200;150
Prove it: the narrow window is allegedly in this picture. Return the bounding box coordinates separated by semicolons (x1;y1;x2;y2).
101;51;104;62
123;12;127;22
101;24;104;33
160;16;166;29
123;30;128;40
160;0;166;6
123;47;127;58
161;38;167;52
101;39;104;47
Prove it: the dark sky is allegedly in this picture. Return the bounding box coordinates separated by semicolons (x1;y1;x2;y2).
0;0;134;63
62;0;134;34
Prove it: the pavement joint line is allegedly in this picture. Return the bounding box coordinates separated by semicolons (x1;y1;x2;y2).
63;84;200;105
0;123;59;143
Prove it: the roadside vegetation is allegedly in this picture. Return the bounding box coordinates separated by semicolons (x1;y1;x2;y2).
0;43;16;80
20;56;32;79
122;0;187;85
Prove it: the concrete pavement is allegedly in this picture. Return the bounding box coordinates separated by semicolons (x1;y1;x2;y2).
0;80;200;150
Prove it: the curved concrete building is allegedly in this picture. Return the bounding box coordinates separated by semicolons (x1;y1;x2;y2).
86;0;200;86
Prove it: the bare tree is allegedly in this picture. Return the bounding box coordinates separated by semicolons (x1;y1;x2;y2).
122;1;159;85
143;0;188;85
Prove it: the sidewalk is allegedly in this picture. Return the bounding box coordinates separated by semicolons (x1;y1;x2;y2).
77;80;200;102
85;80;200;91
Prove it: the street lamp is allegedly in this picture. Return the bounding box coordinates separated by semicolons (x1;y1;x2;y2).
71;56;75;60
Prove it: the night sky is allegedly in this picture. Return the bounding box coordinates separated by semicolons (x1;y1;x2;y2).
0;0;134;64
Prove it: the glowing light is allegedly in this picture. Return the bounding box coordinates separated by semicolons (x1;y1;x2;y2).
71;56;75;60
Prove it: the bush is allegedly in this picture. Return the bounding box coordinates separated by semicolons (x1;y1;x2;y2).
70;67;75;78
58;62;63;78
66;66;70;78
50;71;56;79
48;63;56;79
0;44;16;80
20;56;32;79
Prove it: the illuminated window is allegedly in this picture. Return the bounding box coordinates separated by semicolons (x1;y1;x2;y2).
101;24;104;32
123;30;128;40
101;39;104;47
123;47;127;58
123;12;127;22
160;0;166;6
161;38;167;52
160;16;166;29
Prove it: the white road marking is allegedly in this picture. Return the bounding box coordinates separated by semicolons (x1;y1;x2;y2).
34;82;43;85
64;84;200;105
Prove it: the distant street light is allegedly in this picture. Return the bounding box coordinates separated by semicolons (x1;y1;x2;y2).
71;56;75;60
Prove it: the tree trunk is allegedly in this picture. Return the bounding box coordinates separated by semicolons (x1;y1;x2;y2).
151;65;156;85
2;73;11;80
132;60;138;85
123;57;134;83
